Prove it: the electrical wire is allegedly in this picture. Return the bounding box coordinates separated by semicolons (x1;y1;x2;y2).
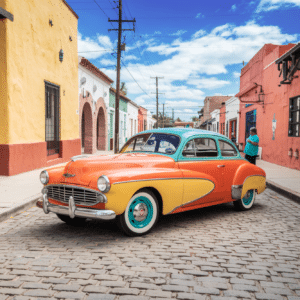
121;61;155;101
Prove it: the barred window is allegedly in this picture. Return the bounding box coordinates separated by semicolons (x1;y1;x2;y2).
289;96;300;137
45;81;60;156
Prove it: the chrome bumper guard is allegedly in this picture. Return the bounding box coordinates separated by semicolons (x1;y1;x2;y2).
37;194;116;221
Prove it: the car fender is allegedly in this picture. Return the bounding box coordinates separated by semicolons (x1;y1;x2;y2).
98;168;184;215
232;162;266;199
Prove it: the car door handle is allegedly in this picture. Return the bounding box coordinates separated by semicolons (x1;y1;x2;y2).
217;165;225;168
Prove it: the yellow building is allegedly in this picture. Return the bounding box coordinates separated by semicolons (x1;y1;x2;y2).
0;0;80;175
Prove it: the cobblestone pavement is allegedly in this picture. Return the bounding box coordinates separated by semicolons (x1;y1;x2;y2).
0;188;300;300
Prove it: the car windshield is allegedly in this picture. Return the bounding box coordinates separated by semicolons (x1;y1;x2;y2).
120;133;181;155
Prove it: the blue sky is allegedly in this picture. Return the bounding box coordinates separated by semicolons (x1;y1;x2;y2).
71;0;300;121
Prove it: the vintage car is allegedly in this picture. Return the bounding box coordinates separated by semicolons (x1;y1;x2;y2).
37;128;266;236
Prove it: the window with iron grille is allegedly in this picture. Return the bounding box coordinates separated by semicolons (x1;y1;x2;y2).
45;81;60;156
289;96;300;137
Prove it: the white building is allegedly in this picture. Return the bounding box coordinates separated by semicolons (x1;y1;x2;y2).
147;111;156;130
225;96;240;141
210;109;220;133
127;100;139;140
78;57;113;153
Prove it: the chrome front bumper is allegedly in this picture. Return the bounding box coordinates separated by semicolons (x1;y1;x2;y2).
37;194;116;221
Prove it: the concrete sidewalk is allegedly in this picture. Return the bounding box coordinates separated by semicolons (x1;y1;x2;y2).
0;154;299;223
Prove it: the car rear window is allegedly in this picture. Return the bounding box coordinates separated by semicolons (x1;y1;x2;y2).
182;138;218;158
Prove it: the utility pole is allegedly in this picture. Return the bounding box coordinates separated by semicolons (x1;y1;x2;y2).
162;104;165;128
151;76;164;128
172;108;174;123
108;1;135;153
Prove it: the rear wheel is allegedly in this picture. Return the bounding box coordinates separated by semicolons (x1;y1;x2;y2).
117;190;159;236
233;189;256;211
56;214;87;226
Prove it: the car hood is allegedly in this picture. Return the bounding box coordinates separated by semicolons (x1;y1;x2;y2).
61;153;176;186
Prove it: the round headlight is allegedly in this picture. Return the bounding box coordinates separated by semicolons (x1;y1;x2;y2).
97;175;110;193
40;170;49;185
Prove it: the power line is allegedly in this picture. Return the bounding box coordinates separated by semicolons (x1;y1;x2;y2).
93;0;117;29
122;61;154;101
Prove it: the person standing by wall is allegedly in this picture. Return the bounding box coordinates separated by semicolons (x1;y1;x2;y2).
244;127;259;165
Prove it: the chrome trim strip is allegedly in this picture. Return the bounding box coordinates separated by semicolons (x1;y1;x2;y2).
231;185;243;200
113;177;212;185
43;194;49;214
44;184;107;206
71;155;90;162
37;200;116;221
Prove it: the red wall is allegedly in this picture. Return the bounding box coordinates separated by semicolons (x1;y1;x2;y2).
238;43;300;170
138;107;148;132
219;105;226;135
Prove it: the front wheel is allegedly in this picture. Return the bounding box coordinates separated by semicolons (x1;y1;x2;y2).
117;190;159;236
233;189;256;211
56;214;87;226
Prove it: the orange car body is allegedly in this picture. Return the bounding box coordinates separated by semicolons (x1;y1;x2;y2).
38;129;266;219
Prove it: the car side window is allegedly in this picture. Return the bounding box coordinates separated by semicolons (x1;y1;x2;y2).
219;140;238;157
182;138;218;158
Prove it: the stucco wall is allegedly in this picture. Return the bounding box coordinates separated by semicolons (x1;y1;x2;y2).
4;0;79;144
0;12;8;144
127;102;138;138
225;97;239;140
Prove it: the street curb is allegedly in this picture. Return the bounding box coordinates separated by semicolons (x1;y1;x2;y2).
266;180;300;204
0;194;41;223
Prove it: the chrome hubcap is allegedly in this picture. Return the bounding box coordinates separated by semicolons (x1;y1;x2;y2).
133;203;148;222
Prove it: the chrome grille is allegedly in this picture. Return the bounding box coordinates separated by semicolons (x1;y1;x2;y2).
46;185;104;206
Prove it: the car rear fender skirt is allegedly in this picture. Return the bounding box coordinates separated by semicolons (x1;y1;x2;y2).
232;175;266;200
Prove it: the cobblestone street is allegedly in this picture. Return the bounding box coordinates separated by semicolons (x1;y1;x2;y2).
0;189;300;300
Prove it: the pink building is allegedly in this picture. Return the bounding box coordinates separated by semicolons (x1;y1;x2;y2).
237;43;300;170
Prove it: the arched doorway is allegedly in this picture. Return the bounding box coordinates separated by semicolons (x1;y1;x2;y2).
81;102;93;154
96;107;106;150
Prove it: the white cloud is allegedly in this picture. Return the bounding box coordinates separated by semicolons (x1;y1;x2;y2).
82;20;297;121
154;31;162;35
231;4;237;11
192;30;206;39
100;58;115;66
171;30;187;36
184;109;193;113
196;13;204;18
123;55;139;61
188;77;231;89
256;0;300;12
78;32;113;60
97;35;113;48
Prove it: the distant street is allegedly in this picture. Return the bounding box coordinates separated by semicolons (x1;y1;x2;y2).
0;189;300;300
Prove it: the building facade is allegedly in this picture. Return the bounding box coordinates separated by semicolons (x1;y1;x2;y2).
127;100;139;139
109;88;128;151
147;111;156;130
79;57;113;154
210;109;220;133
0;0;80;175
138;107;148;132
200;96;231;129
237;43;300;170
225;97;240;141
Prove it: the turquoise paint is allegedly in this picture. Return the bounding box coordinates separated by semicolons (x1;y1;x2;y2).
128;196;153;228
242;190;254;206
109;90;128;112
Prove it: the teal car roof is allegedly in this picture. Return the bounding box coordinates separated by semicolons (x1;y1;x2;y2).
139;128;228;140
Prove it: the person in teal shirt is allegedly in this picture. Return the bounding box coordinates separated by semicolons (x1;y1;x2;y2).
244;127;259;165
